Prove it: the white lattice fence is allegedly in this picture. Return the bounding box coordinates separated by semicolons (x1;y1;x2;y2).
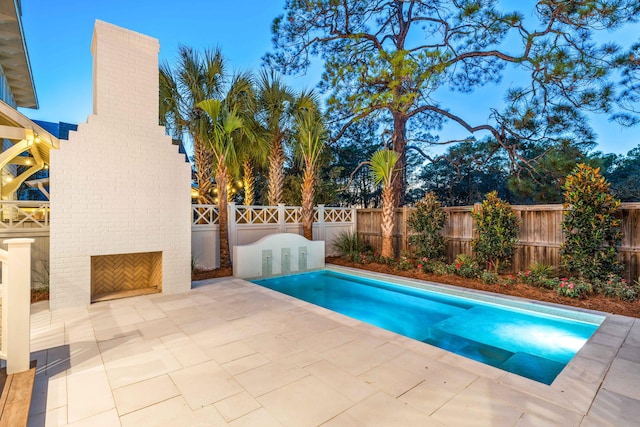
191;203;356;269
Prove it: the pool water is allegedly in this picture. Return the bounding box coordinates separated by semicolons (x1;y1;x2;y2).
252;270;603;384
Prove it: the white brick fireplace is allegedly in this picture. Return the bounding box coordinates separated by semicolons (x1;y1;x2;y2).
49;21;192;309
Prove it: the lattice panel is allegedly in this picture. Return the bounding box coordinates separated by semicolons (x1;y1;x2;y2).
91;251;162;300
235;207;278;224
324;208;353;223
285;207;302;223
192;205;219;225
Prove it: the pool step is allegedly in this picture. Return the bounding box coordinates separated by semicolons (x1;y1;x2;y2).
499;352;565;385
423;328;566;384
423;329;514;366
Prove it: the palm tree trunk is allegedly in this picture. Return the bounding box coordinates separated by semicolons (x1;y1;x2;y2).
242;159;255;206
194;135;213;204
216;161;232;269
267;137;285;206
301;166;315;240
391;112;407;207
381;185;395;258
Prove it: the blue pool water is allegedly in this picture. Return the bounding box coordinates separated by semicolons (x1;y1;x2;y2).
252;269;603;384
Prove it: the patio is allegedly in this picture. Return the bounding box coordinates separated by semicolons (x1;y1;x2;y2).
27;270;640;427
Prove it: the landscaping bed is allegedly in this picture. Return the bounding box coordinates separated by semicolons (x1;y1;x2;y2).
327;256;640;318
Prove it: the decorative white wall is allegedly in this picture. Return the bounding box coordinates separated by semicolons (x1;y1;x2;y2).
233;233;325;279
49;21;192;309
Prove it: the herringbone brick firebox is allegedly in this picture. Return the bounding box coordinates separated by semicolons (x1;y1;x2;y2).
91;252;162;302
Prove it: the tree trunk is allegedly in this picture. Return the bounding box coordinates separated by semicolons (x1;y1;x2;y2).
242;159;254;206
267;136;285;206
216;162;232;269
301;166;315;240
194;135;213;204
380;185;396;258
391;112;407;207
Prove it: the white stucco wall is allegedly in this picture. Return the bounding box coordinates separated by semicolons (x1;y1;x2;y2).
49;20;191;309
233;233;325;279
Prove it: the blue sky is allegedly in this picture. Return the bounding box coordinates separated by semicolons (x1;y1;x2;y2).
19;0;639;156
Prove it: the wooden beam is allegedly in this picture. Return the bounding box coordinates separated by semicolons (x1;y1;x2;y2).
7;157;35;166
0;363;36;427
0;126;31;142
2;163;43;198
0;139;30;171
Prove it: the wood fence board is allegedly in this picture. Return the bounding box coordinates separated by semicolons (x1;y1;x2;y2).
357;204;640;281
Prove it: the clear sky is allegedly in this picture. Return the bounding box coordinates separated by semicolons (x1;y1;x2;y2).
19;0;639;156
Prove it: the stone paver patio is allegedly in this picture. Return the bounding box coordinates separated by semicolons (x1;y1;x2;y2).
26;270;640;426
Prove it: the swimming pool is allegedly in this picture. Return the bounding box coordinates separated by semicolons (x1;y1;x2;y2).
252;269;604;384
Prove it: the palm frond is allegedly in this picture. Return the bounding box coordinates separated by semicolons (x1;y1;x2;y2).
369;149;398;187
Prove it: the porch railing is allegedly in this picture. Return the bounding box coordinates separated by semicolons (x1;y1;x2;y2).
0;201;50;231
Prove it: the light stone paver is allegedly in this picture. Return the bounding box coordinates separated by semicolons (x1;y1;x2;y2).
228;407;284;427
214;391;261;422
26;275;640;427
112;374;180;415
257;375;354;427
169;360;243;410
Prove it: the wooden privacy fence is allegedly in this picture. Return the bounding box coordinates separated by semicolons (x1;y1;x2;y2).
357;203;640;281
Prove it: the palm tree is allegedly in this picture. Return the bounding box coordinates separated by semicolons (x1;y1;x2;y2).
160;46;226;204
226;72;268;206
293;92;325;240
256;70;295;206
370;149;399;258
197;99;243;268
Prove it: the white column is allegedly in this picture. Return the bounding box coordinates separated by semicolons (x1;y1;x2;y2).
316;204;325;241
4;238;34;374
228;202;236;263
278;203;286;233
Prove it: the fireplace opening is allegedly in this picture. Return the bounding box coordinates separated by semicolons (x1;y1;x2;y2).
91;251;162;302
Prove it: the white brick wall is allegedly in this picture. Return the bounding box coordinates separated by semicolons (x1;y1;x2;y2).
49;20;192;310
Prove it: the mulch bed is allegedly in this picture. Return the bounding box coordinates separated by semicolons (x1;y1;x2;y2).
192;267;233;281
327;257;640;318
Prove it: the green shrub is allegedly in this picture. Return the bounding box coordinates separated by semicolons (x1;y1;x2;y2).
408;192;447;261
504;274;519;286
453;254;481;279
417;257;442;274
395;256;414;271
333;231;371;260
519;263;555;287
480;270;499;285
431;260;454;275
538;277;560;290
594;274;640;302
471;191;520;272
556;277;592;299
560;164;622;282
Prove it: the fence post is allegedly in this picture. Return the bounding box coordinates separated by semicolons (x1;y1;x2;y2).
228;203;236;262
351;207;357;235
317;204;325;241
278;203;286;233
4;238;34;374
402;206;408;253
